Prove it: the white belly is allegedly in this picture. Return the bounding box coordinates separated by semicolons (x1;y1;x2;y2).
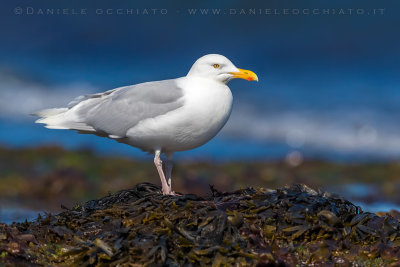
125;77;233;153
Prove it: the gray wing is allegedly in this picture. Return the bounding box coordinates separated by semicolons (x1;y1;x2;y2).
74;79;184;137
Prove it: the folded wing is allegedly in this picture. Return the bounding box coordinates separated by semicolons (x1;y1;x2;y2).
35;79;184;138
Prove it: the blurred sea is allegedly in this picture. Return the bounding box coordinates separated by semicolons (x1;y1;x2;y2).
1;60;399;161
0;0;399;161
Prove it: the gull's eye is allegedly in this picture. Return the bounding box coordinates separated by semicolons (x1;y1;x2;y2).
213;63;220;69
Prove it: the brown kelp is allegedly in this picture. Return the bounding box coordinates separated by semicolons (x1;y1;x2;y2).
1;183;400;266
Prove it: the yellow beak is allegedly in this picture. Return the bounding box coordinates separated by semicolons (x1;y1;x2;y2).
230;68;258;81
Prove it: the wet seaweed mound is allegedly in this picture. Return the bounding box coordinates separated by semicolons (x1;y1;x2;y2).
1;183;400;266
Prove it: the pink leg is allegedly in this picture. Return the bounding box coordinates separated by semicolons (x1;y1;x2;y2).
165;152;174;190
165;152;178;195
154;150;171;195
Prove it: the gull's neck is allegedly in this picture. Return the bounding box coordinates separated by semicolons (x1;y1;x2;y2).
185;74;230;85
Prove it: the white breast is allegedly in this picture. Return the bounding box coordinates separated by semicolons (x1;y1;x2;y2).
126;76;233;152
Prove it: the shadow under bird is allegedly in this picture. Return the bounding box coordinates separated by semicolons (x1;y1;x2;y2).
34;54;258;195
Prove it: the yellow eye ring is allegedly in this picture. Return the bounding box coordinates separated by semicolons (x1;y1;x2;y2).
213;64;220;69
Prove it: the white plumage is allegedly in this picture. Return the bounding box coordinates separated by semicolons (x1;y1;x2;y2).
34;54;258;195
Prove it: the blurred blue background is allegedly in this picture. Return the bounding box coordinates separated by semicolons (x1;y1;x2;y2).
0;0;399;162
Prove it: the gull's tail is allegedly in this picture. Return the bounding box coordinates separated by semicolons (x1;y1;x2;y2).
33;89;119;133
33;108;67;118
33;107;95;132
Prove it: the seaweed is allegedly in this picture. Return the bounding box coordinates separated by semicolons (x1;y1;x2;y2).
1;183;400;266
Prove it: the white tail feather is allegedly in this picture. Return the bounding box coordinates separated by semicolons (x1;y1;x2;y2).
34;108;95;132
31;108;68;118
